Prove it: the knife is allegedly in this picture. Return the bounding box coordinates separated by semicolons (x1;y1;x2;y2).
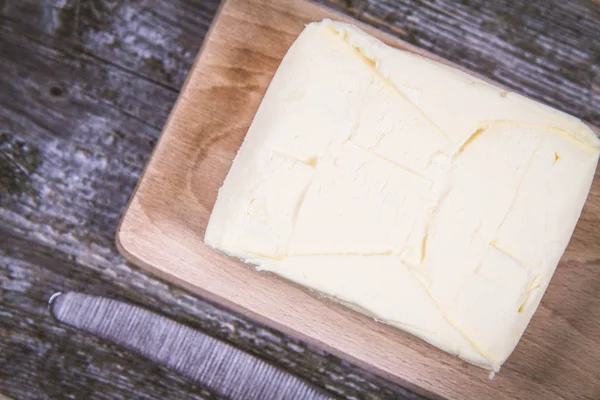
49;292;334;400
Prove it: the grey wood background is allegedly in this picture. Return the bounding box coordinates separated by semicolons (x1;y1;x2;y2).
1;0;599;399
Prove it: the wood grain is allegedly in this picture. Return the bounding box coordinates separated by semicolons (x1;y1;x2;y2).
2;0;600;399
117;0;600;399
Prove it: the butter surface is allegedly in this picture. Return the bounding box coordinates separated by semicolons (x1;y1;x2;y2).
205;20;600;372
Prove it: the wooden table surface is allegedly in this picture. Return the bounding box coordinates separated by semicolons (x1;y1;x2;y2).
1;1;599;399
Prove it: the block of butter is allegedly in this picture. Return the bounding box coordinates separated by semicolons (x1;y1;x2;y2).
205;19;600;372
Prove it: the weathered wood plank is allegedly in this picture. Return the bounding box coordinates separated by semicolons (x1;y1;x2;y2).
1;230;222;400
2;0;600;399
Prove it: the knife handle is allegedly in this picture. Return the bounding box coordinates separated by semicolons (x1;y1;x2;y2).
49;292;334;400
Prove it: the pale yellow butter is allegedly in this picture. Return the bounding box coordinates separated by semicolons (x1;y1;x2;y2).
205;19;600;372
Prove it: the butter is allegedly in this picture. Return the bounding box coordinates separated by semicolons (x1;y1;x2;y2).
205;19;600;372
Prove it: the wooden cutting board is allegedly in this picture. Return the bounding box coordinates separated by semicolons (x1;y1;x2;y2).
117;0;600;398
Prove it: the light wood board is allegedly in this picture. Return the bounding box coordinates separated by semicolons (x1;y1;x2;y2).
117;0;600;398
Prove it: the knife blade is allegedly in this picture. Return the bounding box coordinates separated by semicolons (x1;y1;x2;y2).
49;292;334;400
